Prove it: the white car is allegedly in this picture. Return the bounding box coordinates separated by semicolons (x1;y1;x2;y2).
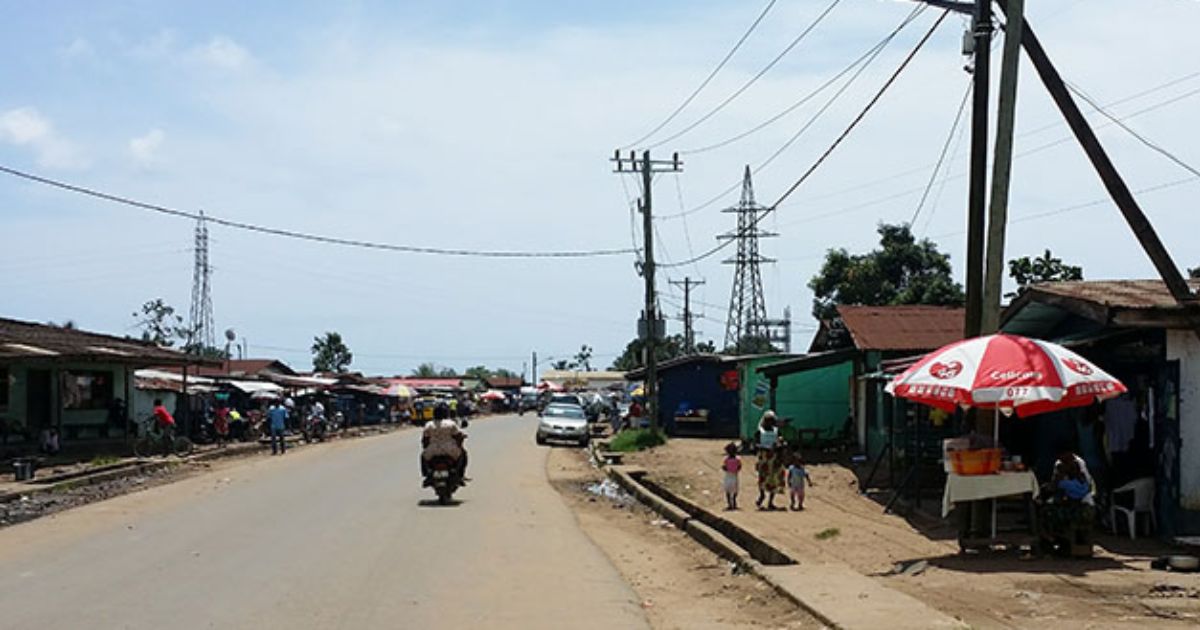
536;404;589;447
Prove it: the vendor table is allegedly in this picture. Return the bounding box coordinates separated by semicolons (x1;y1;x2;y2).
943;470;1039;545
941;470;1039;517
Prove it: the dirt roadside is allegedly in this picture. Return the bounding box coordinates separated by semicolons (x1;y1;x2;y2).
627;438;1200;629
547;445;823;629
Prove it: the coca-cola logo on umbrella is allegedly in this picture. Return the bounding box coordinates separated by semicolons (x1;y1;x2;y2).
929;360;963;380
1062;357;1094;376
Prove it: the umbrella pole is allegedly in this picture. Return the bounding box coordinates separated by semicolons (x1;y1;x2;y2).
992;406;999;540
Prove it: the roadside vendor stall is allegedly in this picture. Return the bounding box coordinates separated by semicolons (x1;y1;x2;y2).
887;333;1126;553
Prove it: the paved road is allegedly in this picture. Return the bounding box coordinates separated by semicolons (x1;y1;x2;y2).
0;415;648;629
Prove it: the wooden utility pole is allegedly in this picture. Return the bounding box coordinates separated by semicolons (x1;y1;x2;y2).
981;0;1024;334
670;277;705;353
613;150;683;431
964;0;993;338
992;0;1199;335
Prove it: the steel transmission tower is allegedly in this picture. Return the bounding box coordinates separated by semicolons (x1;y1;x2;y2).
188;211;215;353
720;166;776;350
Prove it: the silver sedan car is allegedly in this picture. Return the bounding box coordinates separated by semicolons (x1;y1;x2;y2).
535;404;589;446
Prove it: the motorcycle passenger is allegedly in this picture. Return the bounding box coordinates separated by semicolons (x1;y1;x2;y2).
421;406;467;485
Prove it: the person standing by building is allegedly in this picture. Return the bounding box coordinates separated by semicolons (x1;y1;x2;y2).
267;400;289;455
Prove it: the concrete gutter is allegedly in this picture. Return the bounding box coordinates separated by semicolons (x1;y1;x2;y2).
605;463;967;630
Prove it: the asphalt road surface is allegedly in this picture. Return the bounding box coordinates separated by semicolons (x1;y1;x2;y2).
0;415;649;629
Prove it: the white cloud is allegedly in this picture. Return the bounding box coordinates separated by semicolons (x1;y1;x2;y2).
59;37;94;61
128;128;165;166
0;107;87;169
190;36;252;70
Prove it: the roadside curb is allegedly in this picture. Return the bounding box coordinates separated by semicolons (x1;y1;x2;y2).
605;464;843;630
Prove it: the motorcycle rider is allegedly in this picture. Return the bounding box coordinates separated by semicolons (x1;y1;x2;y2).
421;406;467;486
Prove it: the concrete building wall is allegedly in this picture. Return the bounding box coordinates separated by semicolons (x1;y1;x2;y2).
1167;330;1200;510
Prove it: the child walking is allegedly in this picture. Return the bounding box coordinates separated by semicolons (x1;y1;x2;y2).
722;443;742;510
786;452;814;511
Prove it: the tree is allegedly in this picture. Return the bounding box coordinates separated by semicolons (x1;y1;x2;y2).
464;365;492;380
609;334;689;372
132;299;189;347
48;319;77;329
1006;249;1083;299
571;344;594;371
695;340;717;354
808;223;964;321
311;332;353;373
1189;266;1199;280
493;367;520;379
411;362;456;378
550;359;570;370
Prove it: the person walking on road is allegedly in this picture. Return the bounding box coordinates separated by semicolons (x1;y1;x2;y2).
267;400;289;455
722;442;742;510
753;411;786;510
152;398;176;458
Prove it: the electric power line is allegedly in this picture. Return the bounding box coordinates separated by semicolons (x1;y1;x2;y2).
657;4;922;221
645;0;843;151
661;9;949;269
0;164;635;259
910;79;972;226
621;0;779;149
680;3;926;156
1066;81;1200;179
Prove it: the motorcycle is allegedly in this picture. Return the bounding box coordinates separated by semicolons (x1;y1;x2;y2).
426;455;464;504
302;414;328;443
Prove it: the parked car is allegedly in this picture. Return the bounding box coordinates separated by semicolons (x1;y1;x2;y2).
535;404;589;447
518;392;541;414
548;393;585;408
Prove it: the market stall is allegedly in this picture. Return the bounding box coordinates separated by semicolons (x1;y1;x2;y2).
887;333;1126;551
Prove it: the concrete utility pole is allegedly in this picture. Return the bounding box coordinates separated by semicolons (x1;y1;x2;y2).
670;277;705;353
613;150;683;431
963;0;993;338
531;351;537;387
981;0;1024;334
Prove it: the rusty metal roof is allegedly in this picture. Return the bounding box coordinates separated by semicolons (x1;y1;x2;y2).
1026;279;1200;310
0;317;207;366
836;305;965;351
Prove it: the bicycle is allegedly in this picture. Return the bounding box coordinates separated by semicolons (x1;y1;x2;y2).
133;419;195;458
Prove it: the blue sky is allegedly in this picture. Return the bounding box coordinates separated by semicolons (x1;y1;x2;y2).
2;1;1198;375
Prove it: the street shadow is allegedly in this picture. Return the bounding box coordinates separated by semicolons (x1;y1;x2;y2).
417;498;464;508
889;550;1134;577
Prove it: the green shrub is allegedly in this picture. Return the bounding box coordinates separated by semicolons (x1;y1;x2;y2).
815;527;841;540
608;428;667;452
90;454;121;467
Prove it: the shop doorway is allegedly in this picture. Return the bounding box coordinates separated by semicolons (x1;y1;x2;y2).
26;369;53;438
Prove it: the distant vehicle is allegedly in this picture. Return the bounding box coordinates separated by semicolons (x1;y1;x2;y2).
548;393;585;408
517;392;541;415
535;404;589;447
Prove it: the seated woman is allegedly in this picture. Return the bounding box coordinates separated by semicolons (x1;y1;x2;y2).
1036;447;1096;556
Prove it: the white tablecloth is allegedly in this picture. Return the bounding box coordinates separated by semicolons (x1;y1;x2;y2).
942;471;1039;517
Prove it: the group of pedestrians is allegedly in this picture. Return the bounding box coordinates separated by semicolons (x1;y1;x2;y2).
720;410;814;512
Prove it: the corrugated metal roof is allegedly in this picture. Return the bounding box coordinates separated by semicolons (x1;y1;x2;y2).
1027;279;1200;310
836;305;965;351
0;317;206;366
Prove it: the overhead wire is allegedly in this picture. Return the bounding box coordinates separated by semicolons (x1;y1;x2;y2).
657;4;925;221
0;164;636;259
620;0;779;149
1066;81;1200;179
645;0;843;151
910;79;973;226
661;9;949;269
680;3;926;156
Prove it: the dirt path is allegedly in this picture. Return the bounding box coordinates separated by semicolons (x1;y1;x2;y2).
547;445;822;629
627;438;1200;629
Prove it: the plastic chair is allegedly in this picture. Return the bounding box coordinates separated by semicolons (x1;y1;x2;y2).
1110;477;1156;539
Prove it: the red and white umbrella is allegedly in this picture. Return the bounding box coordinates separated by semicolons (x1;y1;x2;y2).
885;333;1126;417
